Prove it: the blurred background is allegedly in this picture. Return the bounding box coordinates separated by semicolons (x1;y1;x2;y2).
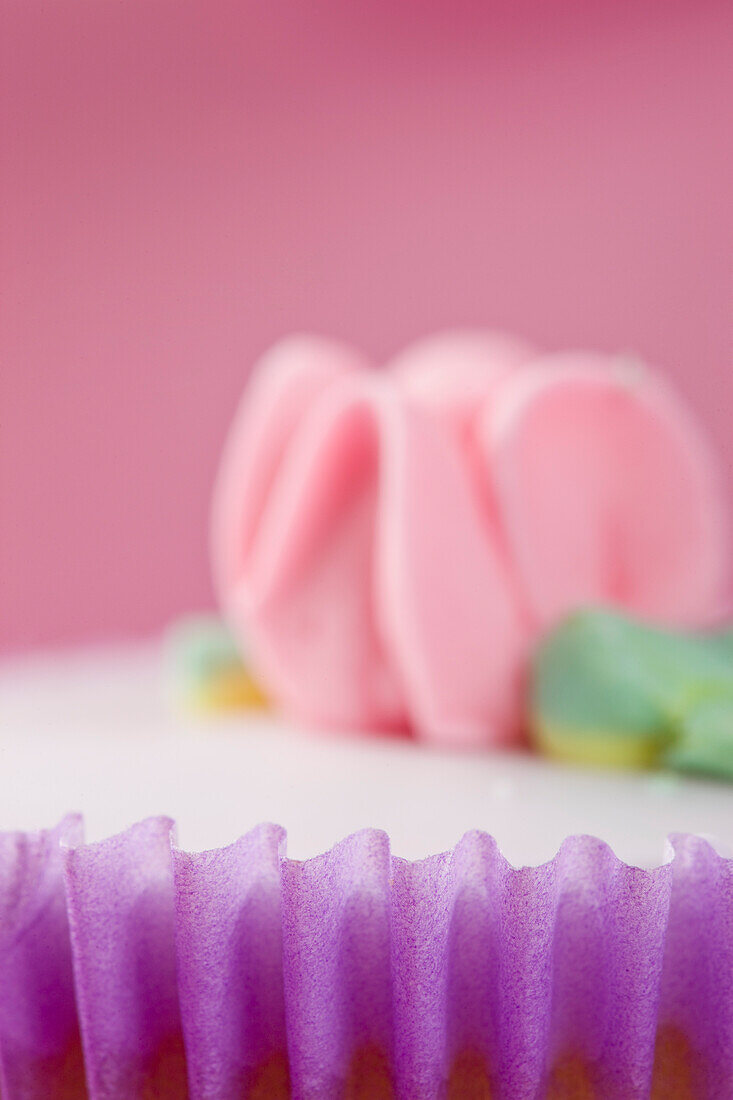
2;0;732;654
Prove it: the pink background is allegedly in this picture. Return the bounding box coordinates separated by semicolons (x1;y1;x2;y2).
2;0;732;652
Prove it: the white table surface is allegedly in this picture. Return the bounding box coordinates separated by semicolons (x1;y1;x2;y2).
1;643;731;867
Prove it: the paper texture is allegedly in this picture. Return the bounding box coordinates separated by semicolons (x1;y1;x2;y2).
0;819;729;1098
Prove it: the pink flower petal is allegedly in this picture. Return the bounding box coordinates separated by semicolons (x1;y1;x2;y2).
376;394;527;747
478;354;728;629
391;329;533;434
211;334;365;599
219;373;406;731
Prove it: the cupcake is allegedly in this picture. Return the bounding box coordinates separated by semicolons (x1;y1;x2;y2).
0;817;730;1098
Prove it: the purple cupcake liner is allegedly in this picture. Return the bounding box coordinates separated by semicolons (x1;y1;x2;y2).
0;819;730;1099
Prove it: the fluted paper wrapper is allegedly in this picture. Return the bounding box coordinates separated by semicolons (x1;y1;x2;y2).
0;821;730;1098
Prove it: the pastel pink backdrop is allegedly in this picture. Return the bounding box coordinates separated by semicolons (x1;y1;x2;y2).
2;0;731;651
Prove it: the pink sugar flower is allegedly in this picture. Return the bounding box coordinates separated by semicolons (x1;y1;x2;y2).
212;332;727;747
